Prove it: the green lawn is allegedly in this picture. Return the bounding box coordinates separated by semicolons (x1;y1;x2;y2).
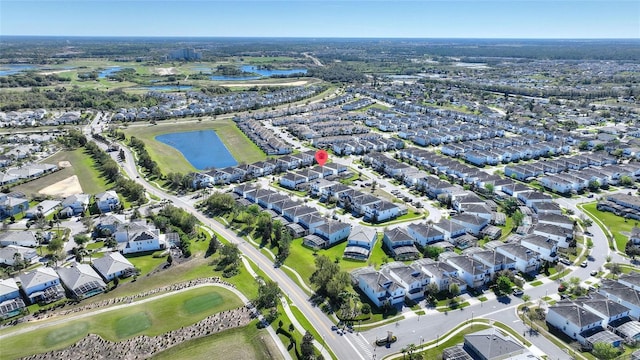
580;202;633;251
283;235;391;287
121;119;266;174
125;251;168;276
0;287;243;359
151;322;279;360
13;148;110;197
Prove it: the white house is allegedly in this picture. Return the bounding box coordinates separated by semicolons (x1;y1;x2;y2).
445;255;491;289
546;302;609;347
406;223;445;246
495;243;540;274
520;234;558;262
357;269;405;308
92;252;136;281
0;278;20;303
18;267;65;304
114;221;166;255
382;263;430;301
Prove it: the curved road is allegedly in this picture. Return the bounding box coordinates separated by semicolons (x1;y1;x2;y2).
87;113;630;360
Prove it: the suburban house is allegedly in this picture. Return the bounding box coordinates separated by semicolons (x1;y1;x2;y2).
520;234;558;262
113;221;166;255
432;219;467;241
356;268;406;308
598;278;640;319
445;255;491;289
310;221;351;248
383;227;420;260
533;223;573;248
57;264;107;300
93;214;127;237
494;243;540;274
92;252;137;281
443;329;533;360
470;249;516;278
18;267;65;304
546;300;623;349
60;193;91;217
406;223;445;246
537;214;574;230
0;245;37;266
449;214;489;236
0;278;25;319
381;263;430;302
24;200;60;219
343;226;378;261
412;258;463;293
95;190;121;213
0;230;41;247
0;193;29;218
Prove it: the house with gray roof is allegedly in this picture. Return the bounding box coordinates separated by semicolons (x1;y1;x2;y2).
57;264;107;300
356;268;405;308
343;226;377;261
494;243;540;274
520;234;558;262
92;252;136;281
383;227;420;260
0;278;24;319
445;255;490;289
381;263;430;301
18;267;65;304
406;223;445;246
598;279;640;319
443;329;532;360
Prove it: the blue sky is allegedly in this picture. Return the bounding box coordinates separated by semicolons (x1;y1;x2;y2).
1;0;638;38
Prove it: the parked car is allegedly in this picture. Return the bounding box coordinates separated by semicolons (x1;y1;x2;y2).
513;289;524;296
590;270;598;276
559;258;571;265
580;261;588;268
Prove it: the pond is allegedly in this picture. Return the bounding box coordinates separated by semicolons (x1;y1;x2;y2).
211;65;307;81
0;64;36;76
98;67;122;79
155;130;237;170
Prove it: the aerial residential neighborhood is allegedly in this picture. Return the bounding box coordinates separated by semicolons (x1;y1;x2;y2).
0;2;639;359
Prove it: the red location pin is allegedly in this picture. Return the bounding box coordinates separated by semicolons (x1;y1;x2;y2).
315;149;328;166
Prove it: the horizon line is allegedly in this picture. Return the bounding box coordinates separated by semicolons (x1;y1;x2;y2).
2;35;640;40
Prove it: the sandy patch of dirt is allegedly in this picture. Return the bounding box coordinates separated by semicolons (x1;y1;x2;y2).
58;161;72;168
39;69;74;75
154;67;177;75
38;175;83;198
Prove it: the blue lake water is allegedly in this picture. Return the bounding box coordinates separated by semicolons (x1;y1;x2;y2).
98;67;122;78
156;130;237;170
211;65;307;81
0;64;36;76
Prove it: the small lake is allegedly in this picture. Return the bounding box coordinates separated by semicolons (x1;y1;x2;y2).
211;65;307;81
0;64;36;76
98;67;122;79
156;130;237;170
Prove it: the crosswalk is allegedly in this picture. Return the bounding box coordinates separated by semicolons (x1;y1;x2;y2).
351;332;374;359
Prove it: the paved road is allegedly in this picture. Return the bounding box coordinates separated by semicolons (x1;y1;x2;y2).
112;142;364;359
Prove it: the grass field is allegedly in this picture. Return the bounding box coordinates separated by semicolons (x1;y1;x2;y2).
151;322;281;360
121;119;266;174
580;202;633;251
13;148;110;197
283;235;391;288
0;286;243;359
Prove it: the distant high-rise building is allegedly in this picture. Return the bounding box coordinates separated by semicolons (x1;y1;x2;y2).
168;48;202;61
